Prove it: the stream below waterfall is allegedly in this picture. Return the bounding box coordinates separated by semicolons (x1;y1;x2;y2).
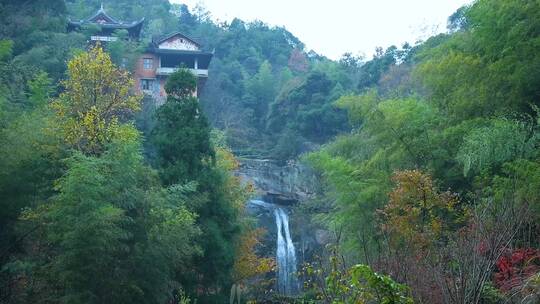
248;200;299;295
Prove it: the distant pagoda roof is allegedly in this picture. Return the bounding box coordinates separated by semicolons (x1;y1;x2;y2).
67;4;144;38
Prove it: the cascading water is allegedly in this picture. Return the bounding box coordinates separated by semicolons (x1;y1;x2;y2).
274;207;298;295
248;200;299;295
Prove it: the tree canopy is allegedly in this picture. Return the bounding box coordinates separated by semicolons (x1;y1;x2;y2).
1;0;540;303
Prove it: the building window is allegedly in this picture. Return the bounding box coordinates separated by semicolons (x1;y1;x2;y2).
143;58;153;70
140;79;155;92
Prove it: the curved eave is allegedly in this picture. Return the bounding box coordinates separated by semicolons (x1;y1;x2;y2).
68;18;144;36
69;20;143;30
130;18;145;36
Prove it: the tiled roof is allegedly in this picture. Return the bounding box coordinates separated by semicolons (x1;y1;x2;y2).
152;32;202;48
68;5;144;32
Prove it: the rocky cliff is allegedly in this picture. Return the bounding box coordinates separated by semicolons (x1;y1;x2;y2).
236;158;318;203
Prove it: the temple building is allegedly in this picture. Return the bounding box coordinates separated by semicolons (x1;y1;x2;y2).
67;5;212;100
67;4;144;43
134;32;213;101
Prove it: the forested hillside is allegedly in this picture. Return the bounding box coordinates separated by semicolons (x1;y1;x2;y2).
173;7;355;158
301;0;540;303
0;0;539;303
0;1;255;303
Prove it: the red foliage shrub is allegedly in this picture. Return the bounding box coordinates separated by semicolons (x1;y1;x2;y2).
288;49;308;73
494;248;540;292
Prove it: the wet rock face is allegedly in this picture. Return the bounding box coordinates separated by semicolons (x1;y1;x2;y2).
315;229;332;245
241;160;323;288
237;158;318;202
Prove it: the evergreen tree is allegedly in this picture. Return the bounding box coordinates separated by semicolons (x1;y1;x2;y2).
151;69;240;301
152;69;214;185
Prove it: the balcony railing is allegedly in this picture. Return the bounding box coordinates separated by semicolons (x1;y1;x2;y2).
156;67;208;77
91;36;118;42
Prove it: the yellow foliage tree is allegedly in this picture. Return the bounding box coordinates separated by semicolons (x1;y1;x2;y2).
216;147;255;209
380;170;460;251
233;228;275;283
216;147;273;281
216;145;274;301
52;45;141;155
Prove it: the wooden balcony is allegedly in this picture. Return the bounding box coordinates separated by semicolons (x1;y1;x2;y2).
156;67;208;77
91;36;118;42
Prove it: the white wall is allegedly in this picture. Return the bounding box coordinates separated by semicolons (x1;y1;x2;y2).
158;36;199;51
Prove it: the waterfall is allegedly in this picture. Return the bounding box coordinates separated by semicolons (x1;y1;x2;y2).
274;207;298;295
247;200;299;295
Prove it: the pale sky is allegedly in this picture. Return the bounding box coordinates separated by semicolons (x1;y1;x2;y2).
171;0;472;60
